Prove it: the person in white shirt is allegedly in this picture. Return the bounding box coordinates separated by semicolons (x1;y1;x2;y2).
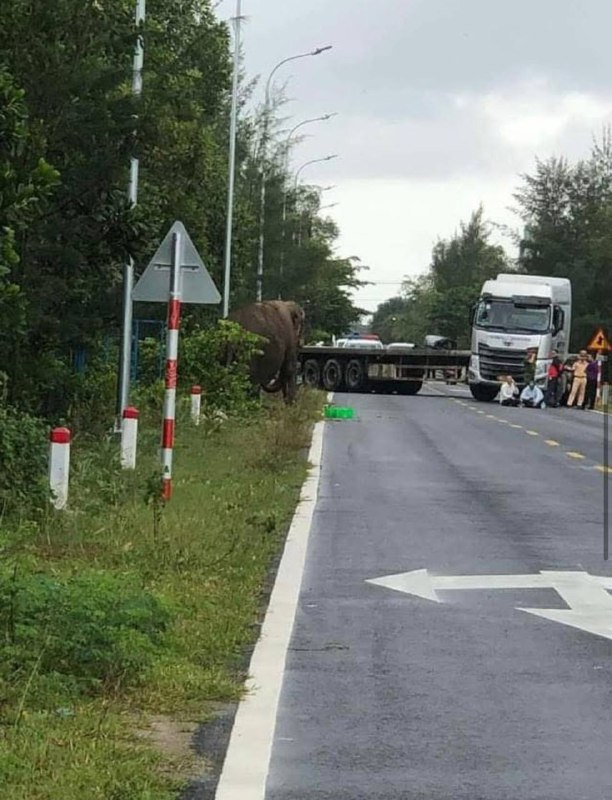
499;375;519;406
520;381;544;408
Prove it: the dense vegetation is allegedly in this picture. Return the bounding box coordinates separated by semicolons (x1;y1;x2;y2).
0;0;363;423
0;4;341;794
372;136;612;349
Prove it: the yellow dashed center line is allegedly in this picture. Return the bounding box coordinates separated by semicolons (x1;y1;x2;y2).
453;399;603;476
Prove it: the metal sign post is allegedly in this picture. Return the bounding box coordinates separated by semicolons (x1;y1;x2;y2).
603;353;609;560
132;221;220;501
117;0;147;431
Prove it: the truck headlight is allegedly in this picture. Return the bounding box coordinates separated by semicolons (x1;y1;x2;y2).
469;355;479;371
535;360;549;380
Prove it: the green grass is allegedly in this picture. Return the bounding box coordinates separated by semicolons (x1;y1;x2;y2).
0;390;324;799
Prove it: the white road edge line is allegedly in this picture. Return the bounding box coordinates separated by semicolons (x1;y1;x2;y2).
214;418;326;800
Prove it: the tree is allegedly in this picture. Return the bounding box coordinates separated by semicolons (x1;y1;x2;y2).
515;131;612;348
373;208;508;347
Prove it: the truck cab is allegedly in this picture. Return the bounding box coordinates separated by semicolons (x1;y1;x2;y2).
468;274;571;402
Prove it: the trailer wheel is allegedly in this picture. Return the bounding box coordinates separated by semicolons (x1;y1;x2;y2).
302;359;321;389
345;359;365;391
322;359;344;392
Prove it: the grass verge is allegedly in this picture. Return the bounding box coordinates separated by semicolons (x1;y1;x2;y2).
0;389;324;799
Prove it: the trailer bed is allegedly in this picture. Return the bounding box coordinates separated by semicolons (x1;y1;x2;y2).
298;346;471;394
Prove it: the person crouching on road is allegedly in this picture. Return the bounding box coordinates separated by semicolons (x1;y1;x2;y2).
545;350;563;407
520;380;545;408
583;354;598;410
499;375;519;406
567;350;588;408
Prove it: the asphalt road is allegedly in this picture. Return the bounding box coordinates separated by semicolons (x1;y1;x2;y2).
264;385;612;800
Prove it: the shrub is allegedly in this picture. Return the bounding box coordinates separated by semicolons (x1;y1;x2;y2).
136;321;264;416
0;568;172;701
0;405;48;515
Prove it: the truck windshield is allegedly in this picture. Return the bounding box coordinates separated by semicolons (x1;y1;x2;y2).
475;299;551;333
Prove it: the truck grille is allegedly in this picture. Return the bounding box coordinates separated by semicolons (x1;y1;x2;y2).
478;343;527;382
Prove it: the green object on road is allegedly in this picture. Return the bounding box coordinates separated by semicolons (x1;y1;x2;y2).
324;405;354;419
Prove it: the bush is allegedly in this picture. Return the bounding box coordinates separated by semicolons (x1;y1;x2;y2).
0;568;172;702
0;405;48;514
136;321;264;416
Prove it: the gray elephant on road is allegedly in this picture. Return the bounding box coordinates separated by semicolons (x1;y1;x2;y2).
228;300;305;404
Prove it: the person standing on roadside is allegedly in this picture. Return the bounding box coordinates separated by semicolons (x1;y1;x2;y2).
523;348;537;385
545;350;563;407
583;353;598;410
567;350;589;408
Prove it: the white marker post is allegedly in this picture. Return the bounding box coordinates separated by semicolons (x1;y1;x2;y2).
121;406;139;469
190;385;202;425
49;427;71;510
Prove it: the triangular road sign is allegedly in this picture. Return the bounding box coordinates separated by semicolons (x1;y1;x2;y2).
132;221;221;304
586;327;611;352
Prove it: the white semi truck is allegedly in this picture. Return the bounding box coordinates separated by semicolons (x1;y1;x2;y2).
468;274;572;402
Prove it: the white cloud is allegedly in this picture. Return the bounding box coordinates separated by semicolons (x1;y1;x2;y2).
478;80;612;149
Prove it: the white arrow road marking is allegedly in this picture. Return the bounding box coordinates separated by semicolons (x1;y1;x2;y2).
521;571;612;641
367;569;612;642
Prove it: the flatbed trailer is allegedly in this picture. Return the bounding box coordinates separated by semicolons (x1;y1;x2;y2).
298;346;471;395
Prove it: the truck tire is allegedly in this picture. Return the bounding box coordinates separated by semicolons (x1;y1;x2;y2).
470;384;499;402
302;359;321;389
399;380;423;396
322;359;344;392
345;359;365;391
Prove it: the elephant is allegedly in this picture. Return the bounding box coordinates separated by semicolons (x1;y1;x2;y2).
228;300;305;404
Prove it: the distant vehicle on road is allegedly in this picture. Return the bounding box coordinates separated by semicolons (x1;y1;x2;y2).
386;342;416;351
468;274;572;402
341;339;385;350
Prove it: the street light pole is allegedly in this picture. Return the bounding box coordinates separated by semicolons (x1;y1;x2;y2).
293;155;338;246
294;155;338;191
256;45;332;302
279;113;337;296
116;0;146;430
222;0;243;318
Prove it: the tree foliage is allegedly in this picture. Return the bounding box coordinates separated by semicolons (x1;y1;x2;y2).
514;131;612;347
0;0;363;420
372;208;507;346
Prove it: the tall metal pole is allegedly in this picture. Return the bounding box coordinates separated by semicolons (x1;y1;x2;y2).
117;0;146;429
256;46;332;302
222;0;243;318
279;114;337;295
293;155;338;248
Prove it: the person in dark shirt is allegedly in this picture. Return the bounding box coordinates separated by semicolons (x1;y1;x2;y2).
583;354;599;410
545;350;563;408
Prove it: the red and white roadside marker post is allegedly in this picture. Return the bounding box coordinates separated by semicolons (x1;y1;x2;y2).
49;427;71;510
121;406;139;469
191;385;202;426
160;230;183;501
132;220;222;501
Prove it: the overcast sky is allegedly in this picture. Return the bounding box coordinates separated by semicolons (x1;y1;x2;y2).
215;0;612;313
